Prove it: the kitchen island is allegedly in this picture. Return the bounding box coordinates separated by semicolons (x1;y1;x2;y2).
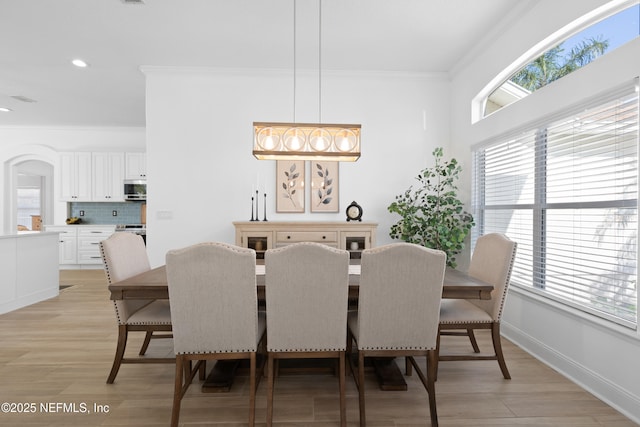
0;231;59;314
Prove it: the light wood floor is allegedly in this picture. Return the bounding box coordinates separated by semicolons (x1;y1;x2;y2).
0;269;636;427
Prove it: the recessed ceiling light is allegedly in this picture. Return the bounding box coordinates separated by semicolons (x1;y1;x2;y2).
71;59;89;68
0;107;12;112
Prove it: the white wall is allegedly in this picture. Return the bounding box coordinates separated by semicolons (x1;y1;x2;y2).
143;67;450;266
450;0;640;422
0;127;146;232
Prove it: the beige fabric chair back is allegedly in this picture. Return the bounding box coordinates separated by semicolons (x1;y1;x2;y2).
265;242;349;352
100;232;152;324
356;242;446;350
166;242;260;355
467;233;517;321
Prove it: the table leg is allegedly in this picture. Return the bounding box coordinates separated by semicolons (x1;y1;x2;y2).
202;357;407;392
201;360;241;393
371;357;407;391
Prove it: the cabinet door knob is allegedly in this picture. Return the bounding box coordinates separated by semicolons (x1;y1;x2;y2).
322;235;326;239
287;235;291;239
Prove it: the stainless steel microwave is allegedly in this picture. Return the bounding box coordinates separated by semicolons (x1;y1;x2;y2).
123;179;146;201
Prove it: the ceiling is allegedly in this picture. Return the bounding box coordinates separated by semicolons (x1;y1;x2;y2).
0;0;530;128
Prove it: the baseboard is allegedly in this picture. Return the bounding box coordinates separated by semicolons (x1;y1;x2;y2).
502;322;640;424
0;288;59;315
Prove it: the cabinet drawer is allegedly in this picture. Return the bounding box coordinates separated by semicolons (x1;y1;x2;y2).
78;228;114;237
77;251;104;264
77;238;104;250
276;231;338;243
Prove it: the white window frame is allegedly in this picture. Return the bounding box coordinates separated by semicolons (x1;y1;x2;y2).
472;0;639;123
472;79;639;329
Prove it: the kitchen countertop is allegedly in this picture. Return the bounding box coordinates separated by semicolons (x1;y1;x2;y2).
43;224;117;229
0;231;60;240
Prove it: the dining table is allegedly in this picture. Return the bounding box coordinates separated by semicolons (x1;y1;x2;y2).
108;260;494;392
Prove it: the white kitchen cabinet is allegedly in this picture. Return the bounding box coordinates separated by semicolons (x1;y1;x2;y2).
125;152;147;179
44;225;115;268
45;226;78;264
77;227;114;264
92;152;125;201
0;232;59;314
60;152;92;201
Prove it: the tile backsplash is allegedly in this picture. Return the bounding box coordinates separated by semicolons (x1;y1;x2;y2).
70;201;145;225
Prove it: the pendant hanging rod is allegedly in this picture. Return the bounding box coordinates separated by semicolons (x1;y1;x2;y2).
318;0;322;124
293;0;297;123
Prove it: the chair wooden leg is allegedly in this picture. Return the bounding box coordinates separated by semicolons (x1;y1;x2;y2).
405;356;413;376
139;330;153;355
406;355;438;427
267;354;275;427
467;328;481;353
249;353;256;427
426;350;439;427
339;352;346;427
107;324;128;384
357;350;366;427
491;322;511;379
434;329;441;382
171;355;184;427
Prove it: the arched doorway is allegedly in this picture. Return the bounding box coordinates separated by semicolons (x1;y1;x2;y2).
5;157;54;233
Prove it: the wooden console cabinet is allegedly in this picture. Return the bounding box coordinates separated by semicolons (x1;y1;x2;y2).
233;221;378;259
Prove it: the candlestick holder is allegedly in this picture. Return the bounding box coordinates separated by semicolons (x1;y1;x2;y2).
263;193;268;221
255;190;259;221
250;196;256;221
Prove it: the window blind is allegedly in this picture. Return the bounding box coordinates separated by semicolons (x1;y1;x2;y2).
472;79;639;327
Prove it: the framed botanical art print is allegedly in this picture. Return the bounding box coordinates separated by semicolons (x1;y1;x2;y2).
311;161;339;212
276;160;305;213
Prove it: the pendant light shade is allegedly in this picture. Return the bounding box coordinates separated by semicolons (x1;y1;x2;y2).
253;122;361;161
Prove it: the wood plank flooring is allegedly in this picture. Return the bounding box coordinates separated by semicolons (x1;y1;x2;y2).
0;269;636;426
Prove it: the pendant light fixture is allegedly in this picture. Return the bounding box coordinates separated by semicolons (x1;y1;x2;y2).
253;0;361;162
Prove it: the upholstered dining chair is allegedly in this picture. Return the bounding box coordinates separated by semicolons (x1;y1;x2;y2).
347;242;446;427
165;242;266;427
437;232;517;379
264;242;350;427
100;232;173;384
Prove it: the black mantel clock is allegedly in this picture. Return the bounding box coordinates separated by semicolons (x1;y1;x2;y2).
346;201;363;222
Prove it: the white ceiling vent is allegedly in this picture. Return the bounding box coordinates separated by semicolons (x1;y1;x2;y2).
10;95;37;103
120;0;144;4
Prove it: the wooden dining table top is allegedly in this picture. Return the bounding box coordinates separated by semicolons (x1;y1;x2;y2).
108;262;494;301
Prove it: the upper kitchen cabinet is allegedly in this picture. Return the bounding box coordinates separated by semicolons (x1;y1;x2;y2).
125;152;146;179
92;152;125;201
60;152;92;201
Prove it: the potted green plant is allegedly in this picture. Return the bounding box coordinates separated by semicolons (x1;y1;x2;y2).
387;147;474;268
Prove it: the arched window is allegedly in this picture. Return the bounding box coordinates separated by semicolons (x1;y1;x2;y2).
474;2;639;122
